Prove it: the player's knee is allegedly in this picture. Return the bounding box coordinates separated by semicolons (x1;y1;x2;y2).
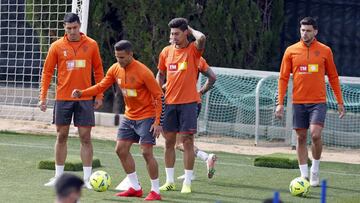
311;133;321;142
142;149;154;161
56;134;68;144
79;136;91;145
297;135;307;144
165;139;176;148
115;146;128;159
182;137;194;149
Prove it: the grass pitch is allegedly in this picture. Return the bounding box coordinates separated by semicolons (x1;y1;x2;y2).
0;131;359;202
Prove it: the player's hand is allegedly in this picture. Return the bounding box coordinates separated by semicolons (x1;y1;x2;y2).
71;89;82;98
275;105;284;119
338;104;345;119
38;100;47;112
150;123;163;138
199;90;204;97
94;99;103;110
187;25;193;34
162;84;167;92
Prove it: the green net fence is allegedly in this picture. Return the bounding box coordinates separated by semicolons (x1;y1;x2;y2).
198;67;360;148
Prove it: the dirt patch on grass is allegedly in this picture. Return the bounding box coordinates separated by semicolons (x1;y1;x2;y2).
0;118;359;164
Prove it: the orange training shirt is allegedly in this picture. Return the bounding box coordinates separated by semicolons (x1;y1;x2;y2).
39;33;104;101
158;42;202;104
278;39;344;105
198;57;209;74
81;60;163;124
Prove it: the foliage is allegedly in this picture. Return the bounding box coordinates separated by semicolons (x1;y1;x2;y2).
87;0;284;72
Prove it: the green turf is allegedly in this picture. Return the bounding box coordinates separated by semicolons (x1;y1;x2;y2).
254;153;312;169
38;155;101;171
1;132;360;202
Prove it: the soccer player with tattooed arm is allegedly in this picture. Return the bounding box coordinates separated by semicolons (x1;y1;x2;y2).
156;17;207;194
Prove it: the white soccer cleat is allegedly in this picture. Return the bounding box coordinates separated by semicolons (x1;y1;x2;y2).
44;177;57;187
207;153;217;179
310;171;320;187
83;179;92;189
177;174;196;180
115;177;130;191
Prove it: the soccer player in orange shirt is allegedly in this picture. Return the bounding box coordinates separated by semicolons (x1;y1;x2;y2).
175;57;217;181
72;40;163;201
156;17;206;193
39;13;104;189
115;56;217;192
275;17;345;187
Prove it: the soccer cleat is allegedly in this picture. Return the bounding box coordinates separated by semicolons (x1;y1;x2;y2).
301;176;309;182
44;177;57;187
177;174;196;181
115;187;143;197
207;153;217;179
180;184;191;194
310;171;320;187
115;177;130;191
144;191;162;201
83;179;92;189
159;182;176;191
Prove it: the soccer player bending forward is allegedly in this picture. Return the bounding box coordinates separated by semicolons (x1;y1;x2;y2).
72;40;163;201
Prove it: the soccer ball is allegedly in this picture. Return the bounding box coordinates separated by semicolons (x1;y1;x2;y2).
89;170;112;192
289;177;310;197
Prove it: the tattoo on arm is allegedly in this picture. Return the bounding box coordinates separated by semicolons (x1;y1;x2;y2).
156;70;166;90
199;69;216;95
188;26;206;50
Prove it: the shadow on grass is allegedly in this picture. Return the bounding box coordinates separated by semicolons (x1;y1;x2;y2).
327;185;360;193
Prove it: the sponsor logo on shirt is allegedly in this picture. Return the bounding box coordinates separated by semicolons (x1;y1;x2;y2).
82;45;88;53
66;60;86;70
168;62;187;71
314;50;320;56
169;63;178;71
308;64;318;72
299;65;308;72
298;64;318;74
178;62;187;71
121;88;137;97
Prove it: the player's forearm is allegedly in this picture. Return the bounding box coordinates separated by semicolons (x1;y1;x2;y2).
199;69;216;95
328;77;344;104
199;78;215;95
188;26;206;50
154;96;163;125
39;69;55;101
81;83;110;97
278;77;290;105
156;71;166;90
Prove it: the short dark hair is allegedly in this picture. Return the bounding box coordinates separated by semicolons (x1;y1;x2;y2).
64;13;80;24
114;40;133;52
300;17;318;30
168;18;188;31
55;173;84;198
